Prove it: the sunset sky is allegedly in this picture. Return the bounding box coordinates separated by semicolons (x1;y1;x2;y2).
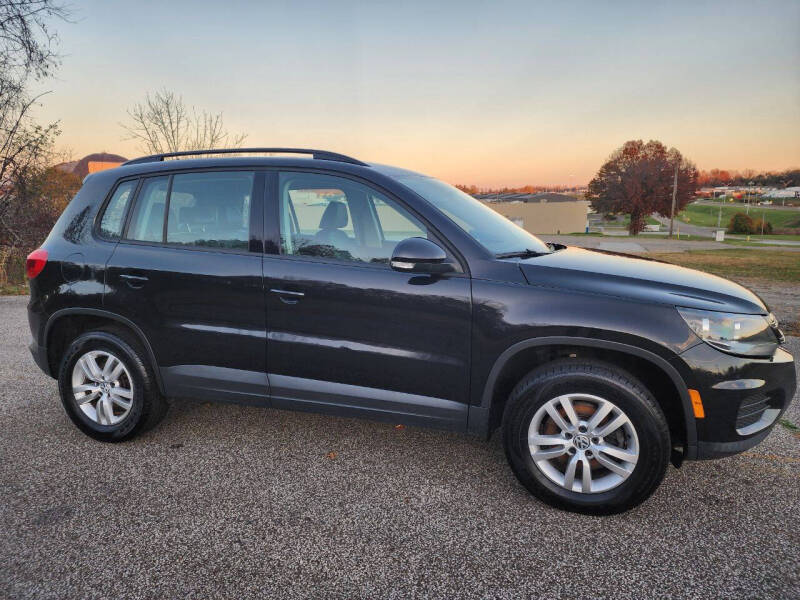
34;0;800;186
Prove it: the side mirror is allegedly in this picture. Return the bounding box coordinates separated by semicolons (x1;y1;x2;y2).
390;237;455;274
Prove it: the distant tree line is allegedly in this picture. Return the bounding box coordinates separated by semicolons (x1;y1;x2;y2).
455;184;580;195
697;168;800;188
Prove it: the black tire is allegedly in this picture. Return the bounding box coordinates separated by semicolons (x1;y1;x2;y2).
502;359;670;515
57;327;167;442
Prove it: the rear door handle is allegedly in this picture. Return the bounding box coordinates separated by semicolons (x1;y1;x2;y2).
270;288;305;304
120;274;149;288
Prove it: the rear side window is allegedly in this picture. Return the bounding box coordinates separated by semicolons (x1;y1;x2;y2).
166;171;254;250
99;180;137;239
126;176;169;242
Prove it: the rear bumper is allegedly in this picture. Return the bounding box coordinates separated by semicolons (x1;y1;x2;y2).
27;296;52;378
677;343;795;460
29;338;51;377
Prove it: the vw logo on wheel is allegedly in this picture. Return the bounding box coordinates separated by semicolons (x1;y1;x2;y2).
574;435;591;450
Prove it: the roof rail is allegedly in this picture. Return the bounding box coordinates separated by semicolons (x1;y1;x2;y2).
122;147;368;167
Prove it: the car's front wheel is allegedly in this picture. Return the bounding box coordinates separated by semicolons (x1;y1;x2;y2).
503;360;670;514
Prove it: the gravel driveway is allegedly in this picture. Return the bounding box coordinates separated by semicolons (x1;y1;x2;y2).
1;295;798;599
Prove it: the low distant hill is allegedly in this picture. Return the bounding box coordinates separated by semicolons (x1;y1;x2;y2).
55;153;128;179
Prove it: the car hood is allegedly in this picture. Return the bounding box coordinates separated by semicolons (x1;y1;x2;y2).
517;246;767;314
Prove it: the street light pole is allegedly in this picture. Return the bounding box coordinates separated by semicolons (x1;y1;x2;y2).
668;162;678;239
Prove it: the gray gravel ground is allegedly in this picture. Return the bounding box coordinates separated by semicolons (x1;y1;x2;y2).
1;295;798;600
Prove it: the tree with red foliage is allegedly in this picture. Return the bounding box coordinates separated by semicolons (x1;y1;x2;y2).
455;184;479;195
586;140;698;235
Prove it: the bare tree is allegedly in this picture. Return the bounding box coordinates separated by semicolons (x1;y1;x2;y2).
0;0;70;252
121;89;247;154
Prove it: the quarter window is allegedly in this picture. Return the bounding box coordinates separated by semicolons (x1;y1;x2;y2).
99;180;137;239
126;176;169;242
279;172;428;265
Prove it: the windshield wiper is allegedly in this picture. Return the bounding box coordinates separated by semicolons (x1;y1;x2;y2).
495;248;548;259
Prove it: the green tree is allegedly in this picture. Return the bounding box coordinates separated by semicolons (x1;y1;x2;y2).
586;140;698;235
728;212;754;234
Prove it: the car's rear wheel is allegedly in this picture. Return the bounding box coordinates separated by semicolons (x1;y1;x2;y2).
503;360;670;514
58;329;167;442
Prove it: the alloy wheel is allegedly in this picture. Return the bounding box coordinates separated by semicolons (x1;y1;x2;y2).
527;393;639;494
71;350;134;426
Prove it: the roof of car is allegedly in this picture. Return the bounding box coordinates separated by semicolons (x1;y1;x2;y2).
86;149;432;185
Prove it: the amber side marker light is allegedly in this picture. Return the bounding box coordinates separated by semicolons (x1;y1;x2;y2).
688;389;705;419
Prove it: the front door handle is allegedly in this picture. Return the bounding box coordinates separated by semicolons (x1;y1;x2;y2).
270;288;305;304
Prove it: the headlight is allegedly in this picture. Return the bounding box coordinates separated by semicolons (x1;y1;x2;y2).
677;308;781;357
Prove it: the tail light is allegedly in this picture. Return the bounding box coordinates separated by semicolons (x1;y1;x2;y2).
25;249;48;279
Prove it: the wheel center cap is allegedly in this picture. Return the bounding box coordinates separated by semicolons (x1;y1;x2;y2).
573;434;591;450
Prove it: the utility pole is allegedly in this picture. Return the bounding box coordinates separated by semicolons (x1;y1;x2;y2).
668;162;678;239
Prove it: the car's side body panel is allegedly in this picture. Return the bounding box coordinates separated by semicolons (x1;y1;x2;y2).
468;277;700;397
105;243;267;403
263;255;472;430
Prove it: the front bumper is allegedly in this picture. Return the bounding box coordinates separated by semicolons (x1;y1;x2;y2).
676;343;795;459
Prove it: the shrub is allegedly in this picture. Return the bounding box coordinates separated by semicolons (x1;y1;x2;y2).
751;219;773;235
728;212;755;234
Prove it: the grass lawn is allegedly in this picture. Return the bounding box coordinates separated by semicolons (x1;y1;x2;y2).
651;249;800;282
679;203;800;229
726;234;800;242
666;234;714;241
618;215;661;228
723;239;800;248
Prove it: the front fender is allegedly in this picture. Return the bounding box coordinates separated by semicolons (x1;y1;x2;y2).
467;335;697;458
468;279;699;455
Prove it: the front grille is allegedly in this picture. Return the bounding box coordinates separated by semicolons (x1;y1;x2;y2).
736;393;769;430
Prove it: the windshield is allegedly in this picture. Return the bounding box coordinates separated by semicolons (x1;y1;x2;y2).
395;174;552;256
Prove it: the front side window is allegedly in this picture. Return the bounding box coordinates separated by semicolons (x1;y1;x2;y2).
126;176;169;242
166;171;254;250
279;172;428;265
99;180;137;239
